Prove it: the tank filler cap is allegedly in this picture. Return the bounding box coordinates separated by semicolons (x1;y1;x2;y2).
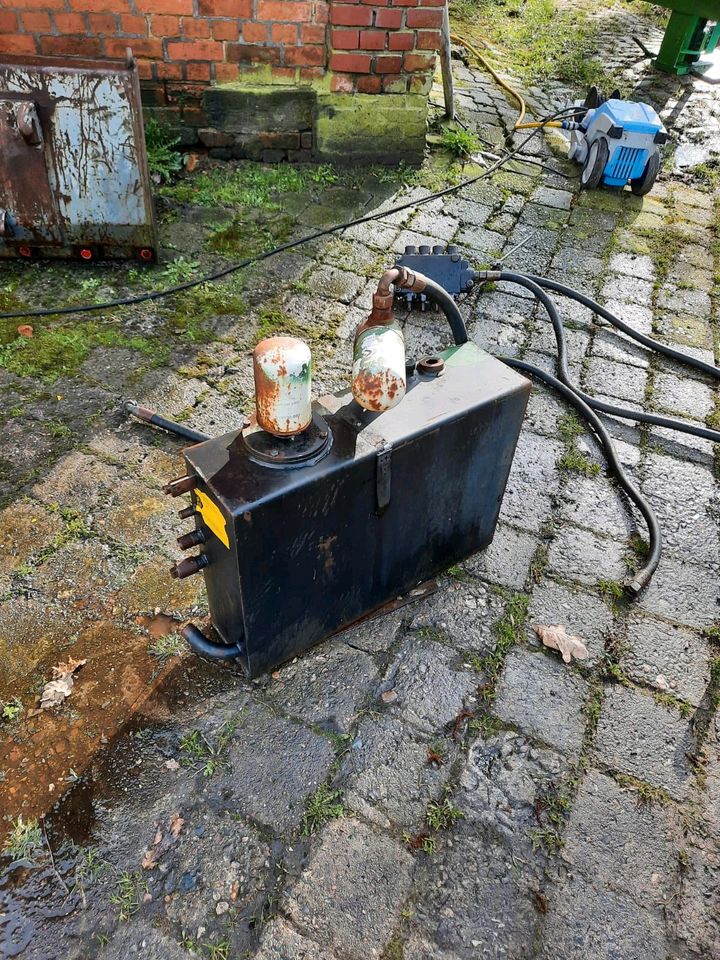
417;355;445;377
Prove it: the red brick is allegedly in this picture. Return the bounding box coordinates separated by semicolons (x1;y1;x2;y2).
403;51;434;71
71;0;131;11
227;42;281;62
405;7;441;26
166;39;224;60
357;74;381;92
330;4;372;25
134;0;193;14
151;14;181;35
41;34;103;55
137;60;154;79
272;65;296;79
301;23;325;43
212;20;239;40
11;0;64;9
0;33;37;53
215;61;239;81
256;0;312;21
392;0;418;6
362;0;388;5
415;28;441;49
388;31;413;50
359;28;386;49
87;12;117;33
0;11;18;31
418;0;446;6
246;21;270;41
197;0;248;14
374;7;402;27
331;73;354;92
118;14;147;35
314;1;329;22
107;36;163;57
331;28;358;48
329;51;371;72
374;53;401;72
299;65;323;79
52;11;84;32
382;74;407;91
285;44;324;64
182;17;211;38
270;23;298;44
185;61;211;80
21;11;52;31
156;61;184;78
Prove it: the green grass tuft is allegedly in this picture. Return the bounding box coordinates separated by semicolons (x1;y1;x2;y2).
3;816;42;859
301;783;345;835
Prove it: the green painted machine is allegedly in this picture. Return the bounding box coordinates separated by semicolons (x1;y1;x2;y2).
653;0;720;75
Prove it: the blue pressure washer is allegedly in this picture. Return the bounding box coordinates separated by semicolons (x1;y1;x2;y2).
564;88;668;195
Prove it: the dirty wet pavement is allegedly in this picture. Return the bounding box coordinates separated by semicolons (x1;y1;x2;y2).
2;2;720;958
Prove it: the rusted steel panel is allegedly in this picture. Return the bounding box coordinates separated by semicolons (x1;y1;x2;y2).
253;336;313;437
0;52;157;261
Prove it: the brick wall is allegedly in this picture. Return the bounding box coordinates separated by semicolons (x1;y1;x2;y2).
1;0;444;159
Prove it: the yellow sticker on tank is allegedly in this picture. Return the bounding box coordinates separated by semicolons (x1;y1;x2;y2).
195;489;229;549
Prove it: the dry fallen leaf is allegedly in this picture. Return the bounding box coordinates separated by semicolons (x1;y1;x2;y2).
533;624;589;664
141;847;160;870
169;812;185;838
164;758;180;771
40;659;87;710
381;690;398;704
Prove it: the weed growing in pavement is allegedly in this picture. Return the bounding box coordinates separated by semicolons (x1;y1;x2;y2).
441;128;481;159
3;816;42;860
148;633;186;660
301;783;345;835
110;870;147;921
529;827;564;855
426;796;464;831
1;697;23;723
179;714;242;777
558;448;601;477
144;118;185;183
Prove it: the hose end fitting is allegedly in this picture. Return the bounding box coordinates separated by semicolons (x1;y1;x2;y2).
624;576;645;596
474;270;502;283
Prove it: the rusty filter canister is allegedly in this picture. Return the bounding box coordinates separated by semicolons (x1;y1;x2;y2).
253;336;312;436
352;321;406;412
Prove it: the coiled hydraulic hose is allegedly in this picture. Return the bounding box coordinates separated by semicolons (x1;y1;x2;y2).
489;271;720;445
420;270;661;593
526;274;720;382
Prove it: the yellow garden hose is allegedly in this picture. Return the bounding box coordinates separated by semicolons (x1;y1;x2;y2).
450;31;562;130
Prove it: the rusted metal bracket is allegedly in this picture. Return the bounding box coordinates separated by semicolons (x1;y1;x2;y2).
376;442;393;514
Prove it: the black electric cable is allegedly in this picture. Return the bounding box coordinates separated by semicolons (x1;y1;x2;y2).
500;358;661;593
488;270;720;445
0;107;586;323
526;274;720;382
420;268;660;593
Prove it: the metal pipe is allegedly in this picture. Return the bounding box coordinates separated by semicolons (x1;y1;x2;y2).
123;399;209;444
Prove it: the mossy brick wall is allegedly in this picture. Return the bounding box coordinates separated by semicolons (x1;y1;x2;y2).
0;0;443;161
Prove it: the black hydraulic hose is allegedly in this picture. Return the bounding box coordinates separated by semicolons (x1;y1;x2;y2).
526;274;720;382
420;277;469;344
489;270;720;445
182;623;243;660
501;359;661;593
427;271;660;593
0;107;586;323
123;400;210;444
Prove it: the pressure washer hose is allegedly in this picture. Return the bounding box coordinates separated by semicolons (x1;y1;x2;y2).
417;272;662;594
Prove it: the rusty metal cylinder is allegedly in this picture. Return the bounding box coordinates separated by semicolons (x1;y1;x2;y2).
352;321;406;413
253;336;312;437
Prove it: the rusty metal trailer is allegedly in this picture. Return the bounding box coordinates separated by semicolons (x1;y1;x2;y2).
0;51;157;262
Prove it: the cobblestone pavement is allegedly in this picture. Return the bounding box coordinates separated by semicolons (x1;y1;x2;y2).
1;5;719;960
